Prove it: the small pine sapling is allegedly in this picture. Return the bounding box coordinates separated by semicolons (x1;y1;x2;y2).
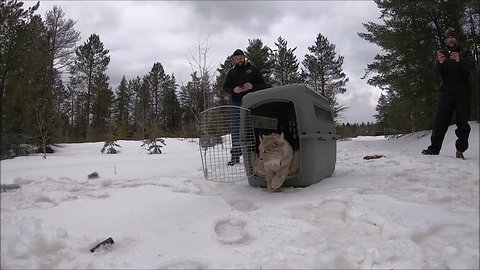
101;140;121;154
141;138;166;154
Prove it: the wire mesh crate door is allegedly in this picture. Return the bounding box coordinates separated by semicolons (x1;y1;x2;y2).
198;106;255;182
240;108;255;178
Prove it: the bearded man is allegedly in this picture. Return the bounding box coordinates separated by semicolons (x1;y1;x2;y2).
223;49;266;166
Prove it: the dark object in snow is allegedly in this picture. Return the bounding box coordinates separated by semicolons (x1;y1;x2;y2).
363;154;385;160
88;172;99;179
90;237;114;252
36;145;54;153
1;183;21;193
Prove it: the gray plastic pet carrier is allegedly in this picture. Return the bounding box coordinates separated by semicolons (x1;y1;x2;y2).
198;84;337;188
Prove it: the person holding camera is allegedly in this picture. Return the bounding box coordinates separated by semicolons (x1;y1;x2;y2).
223;49;266;166
421;27;475;158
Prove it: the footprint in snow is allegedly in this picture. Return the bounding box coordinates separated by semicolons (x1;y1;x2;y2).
214;218;251;245
225;199;258;212
155;258;207;269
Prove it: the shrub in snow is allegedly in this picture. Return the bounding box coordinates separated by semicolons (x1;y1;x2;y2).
88;172;99;179
36;144;54;154
1;144;36;159
0;184;21;193
141;138;166;154
101;140;121;154
1;149;16;160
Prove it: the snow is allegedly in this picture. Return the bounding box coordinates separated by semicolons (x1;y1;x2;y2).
1;122;479;269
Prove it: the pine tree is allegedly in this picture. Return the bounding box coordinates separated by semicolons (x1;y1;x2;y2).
43;5;80;72
178;72;204;137
160;74;181;134
246;38;274;88
464;0;480;120
113;75;132;138
69;33;110;139
26;14;55;157
66;72;83;139
212;57;233;106
271;36;302;86
40;5;80;148
302;33;349;120
128;77;140;138
1;1;53;157
374;93;389;129
141;137;166;154
358;0;475;132
132;76;152;140
101;139;120;154
51;70;70;141
91;73;114;138
145;62;167;128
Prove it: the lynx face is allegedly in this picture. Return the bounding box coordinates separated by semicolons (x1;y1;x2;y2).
258;132;293;168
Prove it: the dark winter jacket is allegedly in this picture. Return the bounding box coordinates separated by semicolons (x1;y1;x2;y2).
435;45;475;91
223;61;266;103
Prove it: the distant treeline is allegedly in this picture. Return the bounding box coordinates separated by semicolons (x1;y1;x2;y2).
1;0;479;159
336;122;385;138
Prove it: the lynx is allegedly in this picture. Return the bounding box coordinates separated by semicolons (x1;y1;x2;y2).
253;150;300;182
252;132;294;192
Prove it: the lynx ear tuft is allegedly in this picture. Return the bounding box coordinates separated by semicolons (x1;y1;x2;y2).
279;132;284;140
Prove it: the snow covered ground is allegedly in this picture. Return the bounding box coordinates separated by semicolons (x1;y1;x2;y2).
1;122;479;269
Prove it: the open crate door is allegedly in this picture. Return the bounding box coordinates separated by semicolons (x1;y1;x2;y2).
198;105;256;182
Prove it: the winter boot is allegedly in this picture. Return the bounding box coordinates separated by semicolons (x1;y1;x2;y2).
227;156;240;166
421;149;438;155
456;151;465;159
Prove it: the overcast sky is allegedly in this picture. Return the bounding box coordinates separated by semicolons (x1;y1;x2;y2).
27;0;384;124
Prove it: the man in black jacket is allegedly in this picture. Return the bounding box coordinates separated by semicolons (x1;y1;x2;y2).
223;49;266;165
422;27;475;158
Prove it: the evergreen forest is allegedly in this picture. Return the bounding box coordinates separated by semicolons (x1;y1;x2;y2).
1;0;479;158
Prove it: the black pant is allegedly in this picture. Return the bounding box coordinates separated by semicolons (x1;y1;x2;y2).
428;87;471;154
229;100;242;160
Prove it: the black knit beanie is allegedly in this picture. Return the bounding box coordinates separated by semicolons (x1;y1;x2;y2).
232;49;244;57
445;27;459;40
